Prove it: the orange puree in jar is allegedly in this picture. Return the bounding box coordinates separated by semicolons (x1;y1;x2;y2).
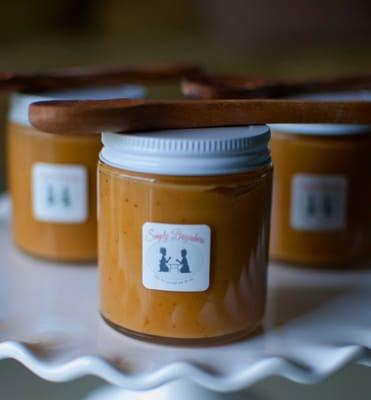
270;123;371;268
98;126;272;343
7;86;144;262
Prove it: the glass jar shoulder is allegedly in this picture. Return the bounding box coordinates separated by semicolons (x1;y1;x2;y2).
98;159;272;187
271;129;371;147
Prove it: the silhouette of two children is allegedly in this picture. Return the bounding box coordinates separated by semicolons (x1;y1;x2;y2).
158;248;190;273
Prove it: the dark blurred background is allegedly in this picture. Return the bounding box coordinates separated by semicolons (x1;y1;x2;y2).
1;0;371;190
0;2;370;397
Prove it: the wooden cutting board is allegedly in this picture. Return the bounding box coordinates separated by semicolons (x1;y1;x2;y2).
181;74;371;99
29;98;371;134
0;64;201;93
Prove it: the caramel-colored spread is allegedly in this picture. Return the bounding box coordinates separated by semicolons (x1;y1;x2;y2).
8;122;101;262
270;130;371;267
98;161;272;342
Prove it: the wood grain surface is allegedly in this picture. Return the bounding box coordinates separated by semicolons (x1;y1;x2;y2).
29;98;371;134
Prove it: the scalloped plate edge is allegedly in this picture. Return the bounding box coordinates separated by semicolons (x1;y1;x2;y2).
0;341;369;391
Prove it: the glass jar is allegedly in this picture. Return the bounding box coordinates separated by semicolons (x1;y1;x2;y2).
270;118;371;268
98;126;272;343
7;85;144;262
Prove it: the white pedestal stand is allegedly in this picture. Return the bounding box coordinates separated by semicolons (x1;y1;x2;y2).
83;380;253;400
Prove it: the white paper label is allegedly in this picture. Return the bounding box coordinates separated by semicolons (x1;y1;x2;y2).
142;223;211;292
290;174;347;231
32;163;88;223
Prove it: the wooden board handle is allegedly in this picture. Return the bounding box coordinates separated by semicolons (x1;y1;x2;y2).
29;98;371;134
0;64;202;93
182;74;371;99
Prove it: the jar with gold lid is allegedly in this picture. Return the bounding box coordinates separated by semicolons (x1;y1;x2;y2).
7;85;144;262
270;92;371;268
98;125;272;343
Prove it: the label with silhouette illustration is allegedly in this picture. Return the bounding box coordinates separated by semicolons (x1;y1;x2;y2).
142;223;211;292
290;174;347;231
32;163;88;223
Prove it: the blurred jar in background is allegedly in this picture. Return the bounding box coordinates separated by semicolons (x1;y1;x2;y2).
7;85;144;262
270;92;371;268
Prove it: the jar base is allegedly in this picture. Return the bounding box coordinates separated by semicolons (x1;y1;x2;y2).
13;240;97;265
101;313;263;346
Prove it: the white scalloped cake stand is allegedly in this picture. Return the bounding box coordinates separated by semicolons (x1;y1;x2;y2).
0;194;370;394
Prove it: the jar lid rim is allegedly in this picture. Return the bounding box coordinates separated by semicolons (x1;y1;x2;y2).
100;126;271;176
269;123;371;135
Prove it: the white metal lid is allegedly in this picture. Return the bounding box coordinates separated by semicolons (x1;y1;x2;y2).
100;126;271;176
9;85;145;127
270;90;371;135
